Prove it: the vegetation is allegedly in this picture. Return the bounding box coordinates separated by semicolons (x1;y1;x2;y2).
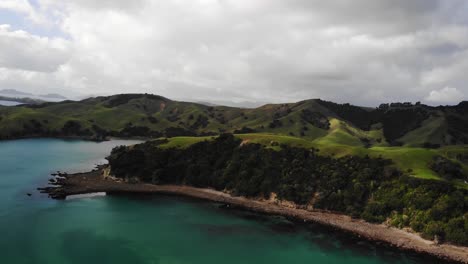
151;133;467;182
316;100;468;146
0;94;467;147
108;134;468;246
2;93;465;245
1;93;465;181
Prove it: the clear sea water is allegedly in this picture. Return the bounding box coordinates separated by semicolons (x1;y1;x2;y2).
0;139;442;264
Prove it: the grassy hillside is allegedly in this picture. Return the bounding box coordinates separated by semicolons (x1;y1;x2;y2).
154;133;468;186
1;94;323;140
0;93;467;184
1;93;466;147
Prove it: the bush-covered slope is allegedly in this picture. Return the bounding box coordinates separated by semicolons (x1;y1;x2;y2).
108;134;468;246
154;133;468;182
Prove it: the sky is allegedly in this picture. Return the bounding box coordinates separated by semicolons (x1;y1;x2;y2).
0;0;467;106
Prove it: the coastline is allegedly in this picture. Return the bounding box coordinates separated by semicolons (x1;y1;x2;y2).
0;135;108;142
0;135;149;143
40;169;468;264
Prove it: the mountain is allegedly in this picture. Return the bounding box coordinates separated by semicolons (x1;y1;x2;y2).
0;95;45;105
40;93;67;100
196;99;267;108
0;93;466;147
0;89;68;102
0;89;33;96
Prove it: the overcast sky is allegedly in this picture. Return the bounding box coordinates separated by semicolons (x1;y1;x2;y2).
0;0;467;106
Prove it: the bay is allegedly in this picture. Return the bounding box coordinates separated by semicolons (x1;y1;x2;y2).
0;139;440;263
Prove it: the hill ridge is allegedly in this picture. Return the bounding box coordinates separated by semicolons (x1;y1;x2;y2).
0;93;467;147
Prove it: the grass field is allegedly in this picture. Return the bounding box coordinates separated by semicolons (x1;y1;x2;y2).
313;119;387;147
157;136;215;149
156;133;468;187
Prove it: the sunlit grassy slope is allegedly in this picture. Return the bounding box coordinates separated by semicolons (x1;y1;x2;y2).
158;136;216;149
313;118;387;147
156;132;468;185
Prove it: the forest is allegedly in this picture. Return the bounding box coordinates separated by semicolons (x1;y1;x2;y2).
108;134;468;246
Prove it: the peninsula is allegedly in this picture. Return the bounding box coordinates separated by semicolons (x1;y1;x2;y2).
39;131;468;263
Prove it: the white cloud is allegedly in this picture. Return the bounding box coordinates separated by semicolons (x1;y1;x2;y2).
0;24;71;72
425;87;464;103
0;0;467;105
0;0;48;24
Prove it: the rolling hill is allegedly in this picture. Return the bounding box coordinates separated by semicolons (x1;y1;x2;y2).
0;93;466;147
0;93;466;182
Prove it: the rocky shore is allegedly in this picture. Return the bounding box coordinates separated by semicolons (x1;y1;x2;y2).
39;168;468;264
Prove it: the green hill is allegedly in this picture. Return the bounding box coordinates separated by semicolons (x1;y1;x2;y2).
108;134;468;246
153;133;467;184
1;93;467;148
0;93;467;183
1;93;465;245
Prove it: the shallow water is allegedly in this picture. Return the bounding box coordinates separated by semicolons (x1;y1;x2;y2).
0;139;442;263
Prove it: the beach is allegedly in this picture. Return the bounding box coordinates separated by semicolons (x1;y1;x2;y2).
40;168;468;264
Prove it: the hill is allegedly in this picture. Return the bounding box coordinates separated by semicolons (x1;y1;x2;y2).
107;134;468;247
39;93;67;100
5;93;463;249
0;93;466;147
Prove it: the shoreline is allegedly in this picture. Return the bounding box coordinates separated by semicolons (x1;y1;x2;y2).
0;135;150;143
39;169;468;264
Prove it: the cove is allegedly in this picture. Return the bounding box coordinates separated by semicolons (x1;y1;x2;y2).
0;139;445;263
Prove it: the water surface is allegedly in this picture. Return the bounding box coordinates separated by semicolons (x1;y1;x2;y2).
0;100;22;106
0;139;442;263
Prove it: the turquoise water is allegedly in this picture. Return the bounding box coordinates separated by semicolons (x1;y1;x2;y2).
0;139;440;264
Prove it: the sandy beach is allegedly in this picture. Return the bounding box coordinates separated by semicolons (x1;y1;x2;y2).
40;169;468;264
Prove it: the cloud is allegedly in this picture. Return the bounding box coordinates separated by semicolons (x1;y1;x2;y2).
425;87;464;103
0;0;467;105
0;24;71;72
0;0;48;24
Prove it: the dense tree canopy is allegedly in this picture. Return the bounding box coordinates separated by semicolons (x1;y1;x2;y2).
108;134;468;246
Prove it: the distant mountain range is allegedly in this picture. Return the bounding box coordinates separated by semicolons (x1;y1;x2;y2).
40;93;67;100
0;95;45;105
0;89;33;96
196;100;266;108
0;89;67;102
